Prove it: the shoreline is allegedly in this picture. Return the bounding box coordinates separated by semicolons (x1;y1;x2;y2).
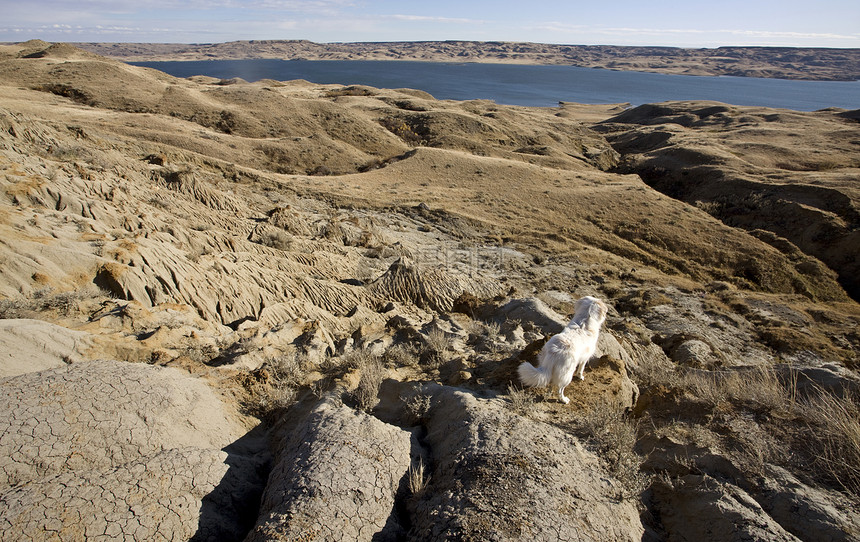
62;39;860;82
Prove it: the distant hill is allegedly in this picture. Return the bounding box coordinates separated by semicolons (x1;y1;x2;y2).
68;40;860;81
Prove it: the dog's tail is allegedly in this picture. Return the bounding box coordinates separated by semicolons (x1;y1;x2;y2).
518;361;550;388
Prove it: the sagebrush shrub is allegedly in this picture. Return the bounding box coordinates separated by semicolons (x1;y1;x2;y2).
351;352;384;412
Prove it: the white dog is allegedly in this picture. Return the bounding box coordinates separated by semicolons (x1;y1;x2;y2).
517;296;608;404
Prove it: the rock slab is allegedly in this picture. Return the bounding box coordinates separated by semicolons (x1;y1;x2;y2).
0;360;264;541
246;397;414;542
410;384;645;541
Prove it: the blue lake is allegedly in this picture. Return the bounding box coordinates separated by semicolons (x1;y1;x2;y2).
132;59;860;111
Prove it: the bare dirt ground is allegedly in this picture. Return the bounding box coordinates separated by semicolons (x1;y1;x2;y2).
1;40;859;541
69;39;860;81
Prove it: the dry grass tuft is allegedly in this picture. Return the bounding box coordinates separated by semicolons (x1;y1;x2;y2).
252;385;297;416
342;347;379;370
0;285;107;318
244;353;306;420
466;318;507;354
506;384;535;417
385;342;420;368
258;229;293;251
465;318;500;338
408;458;431;495
579;400;649;501
679;365;796;412
420;327;452;367
798;390;860;495
424;327;451;355
268;353;305;388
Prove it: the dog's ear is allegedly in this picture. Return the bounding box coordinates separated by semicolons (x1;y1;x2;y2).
591;298;608;322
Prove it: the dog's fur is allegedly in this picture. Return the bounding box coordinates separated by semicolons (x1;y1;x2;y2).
517;296;608;404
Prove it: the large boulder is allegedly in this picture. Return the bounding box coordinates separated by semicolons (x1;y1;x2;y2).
246;396;414;541
0;448;255;541
0;360;266;541
651;475;800;542
754;465;860;542
497;297;567;334
409;384;644;541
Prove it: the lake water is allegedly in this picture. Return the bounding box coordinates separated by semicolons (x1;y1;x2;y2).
133;59;860;111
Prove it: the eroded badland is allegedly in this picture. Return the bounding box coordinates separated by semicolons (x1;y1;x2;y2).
1;40;859;541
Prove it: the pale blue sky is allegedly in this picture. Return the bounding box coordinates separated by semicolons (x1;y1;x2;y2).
2;0;858;47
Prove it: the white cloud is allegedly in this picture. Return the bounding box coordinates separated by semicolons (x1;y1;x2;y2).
0;23;186;38
389;14;483;25
530;22;708;37
10;0;352;7
526;22;590;33
203;0;356;13
186;0;355;10
722;29;860;41
525;21;860;47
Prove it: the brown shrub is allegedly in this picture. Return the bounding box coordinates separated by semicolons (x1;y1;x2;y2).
380;116;425;146
349;351;385;412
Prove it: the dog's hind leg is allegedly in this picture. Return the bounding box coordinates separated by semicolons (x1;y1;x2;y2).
558;385;570;404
